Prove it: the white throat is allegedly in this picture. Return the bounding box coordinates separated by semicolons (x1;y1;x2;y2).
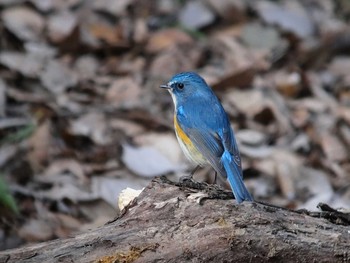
169;90;177;108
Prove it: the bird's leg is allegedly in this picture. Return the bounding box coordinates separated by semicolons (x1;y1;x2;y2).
213;171;217;184
180;165;200;182
189;165;200;178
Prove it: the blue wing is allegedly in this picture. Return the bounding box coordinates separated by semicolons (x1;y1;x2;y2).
177;97;253;203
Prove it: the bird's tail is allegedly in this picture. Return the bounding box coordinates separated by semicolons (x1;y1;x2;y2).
221;151;253;203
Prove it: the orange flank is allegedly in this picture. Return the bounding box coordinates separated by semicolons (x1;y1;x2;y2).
174;115;193;147
174;115;207;165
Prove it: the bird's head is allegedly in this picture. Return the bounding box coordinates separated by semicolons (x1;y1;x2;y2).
160;72;211;106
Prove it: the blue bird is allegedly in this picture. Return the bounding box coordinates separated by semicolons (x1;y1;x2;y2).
160;72;253;203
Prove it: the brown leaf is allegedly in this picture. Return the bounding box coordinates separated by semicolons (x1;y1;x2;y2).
225;90;265;117
54;213;82;238
109;119;145;137
290;108;310;128
89;23;127;47
274;71;302;97
41;159;87;184
339;123;350;147
150;45;201;79
205;0;246;23
105;77;141;109
6;86;49;103
18;219;54;242
133;18;148;43
255;149;301;201
274;158;299;200
28;121;52;172
78;200;117;230
146;29;193;53
211;68;255;90
320;132;347;162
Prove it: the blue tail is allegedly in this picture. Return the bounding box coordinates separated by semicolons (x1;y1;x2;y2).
221;151;253;203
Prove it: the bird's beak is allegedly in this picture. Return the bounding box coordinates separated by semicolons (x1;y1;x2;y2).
159;84;171;89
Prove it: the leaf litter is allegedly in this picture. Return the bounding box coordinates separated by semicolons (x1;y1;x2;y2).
0;0;350;250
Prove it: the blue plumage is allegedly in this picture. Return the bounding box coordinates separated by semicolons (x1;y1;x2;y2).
161;72;253;203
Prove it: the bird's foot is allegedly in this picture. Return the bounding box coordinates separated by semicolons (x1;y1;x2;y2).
179;174;194;183
179;165;200;183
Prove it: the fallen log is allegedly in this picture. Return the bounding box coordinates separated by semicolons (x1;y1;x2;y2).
0;177;349;263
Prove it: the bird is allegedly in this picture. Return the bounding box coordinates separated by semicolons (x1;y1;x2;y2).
160;72;253;203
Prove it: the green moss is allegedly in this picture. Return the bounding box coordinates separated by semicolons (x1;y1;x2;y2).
0;176;18;215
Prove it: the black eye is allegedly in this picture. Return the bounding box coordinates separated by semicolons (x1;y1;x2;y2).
178;83;184;89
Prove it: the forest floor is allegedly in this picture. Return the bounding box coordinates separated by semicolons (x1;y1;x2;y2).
0;0;350;251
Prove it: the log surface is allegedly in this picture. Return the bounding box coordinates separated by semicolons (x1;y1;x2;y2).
1;177;350;263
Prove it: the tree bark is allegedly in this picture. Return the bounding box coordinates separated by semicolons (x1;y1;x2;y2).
1;177;349;263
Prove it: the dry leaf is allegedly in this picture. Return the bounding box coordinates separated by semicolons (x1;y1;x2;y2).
256;1;314;38
121;144;185;177
179;1;215;29
133;132;185;165
297;168;334;210
0;52;45;78
106;77;141;109
0;79;6;117
40;60;78;94
47;10;78;43
69;112;112;145
18;219;54;242
92;177;146;208
2;6;44;41
28;121;52;172
320;132;347;162
146;29;193;53
205;0;246;22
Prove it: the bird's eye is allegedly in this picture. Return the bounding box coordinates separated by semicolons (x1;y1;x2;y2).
178;83;184;89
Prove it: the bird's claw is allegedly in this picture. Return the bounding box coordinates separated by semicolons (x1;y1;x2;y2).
179;174;194;183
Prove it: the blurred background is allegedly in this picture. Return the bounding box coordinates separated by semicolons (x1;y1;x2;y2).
0;0;350;251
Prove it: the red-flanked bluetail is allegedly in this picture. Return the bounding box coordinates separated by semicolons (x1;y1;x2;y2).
160;72;253;203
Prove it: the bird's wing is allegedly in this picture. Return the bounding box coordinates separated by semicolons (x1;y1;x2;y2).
186;128;226;176
177;102;242;179
177;97;252;202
